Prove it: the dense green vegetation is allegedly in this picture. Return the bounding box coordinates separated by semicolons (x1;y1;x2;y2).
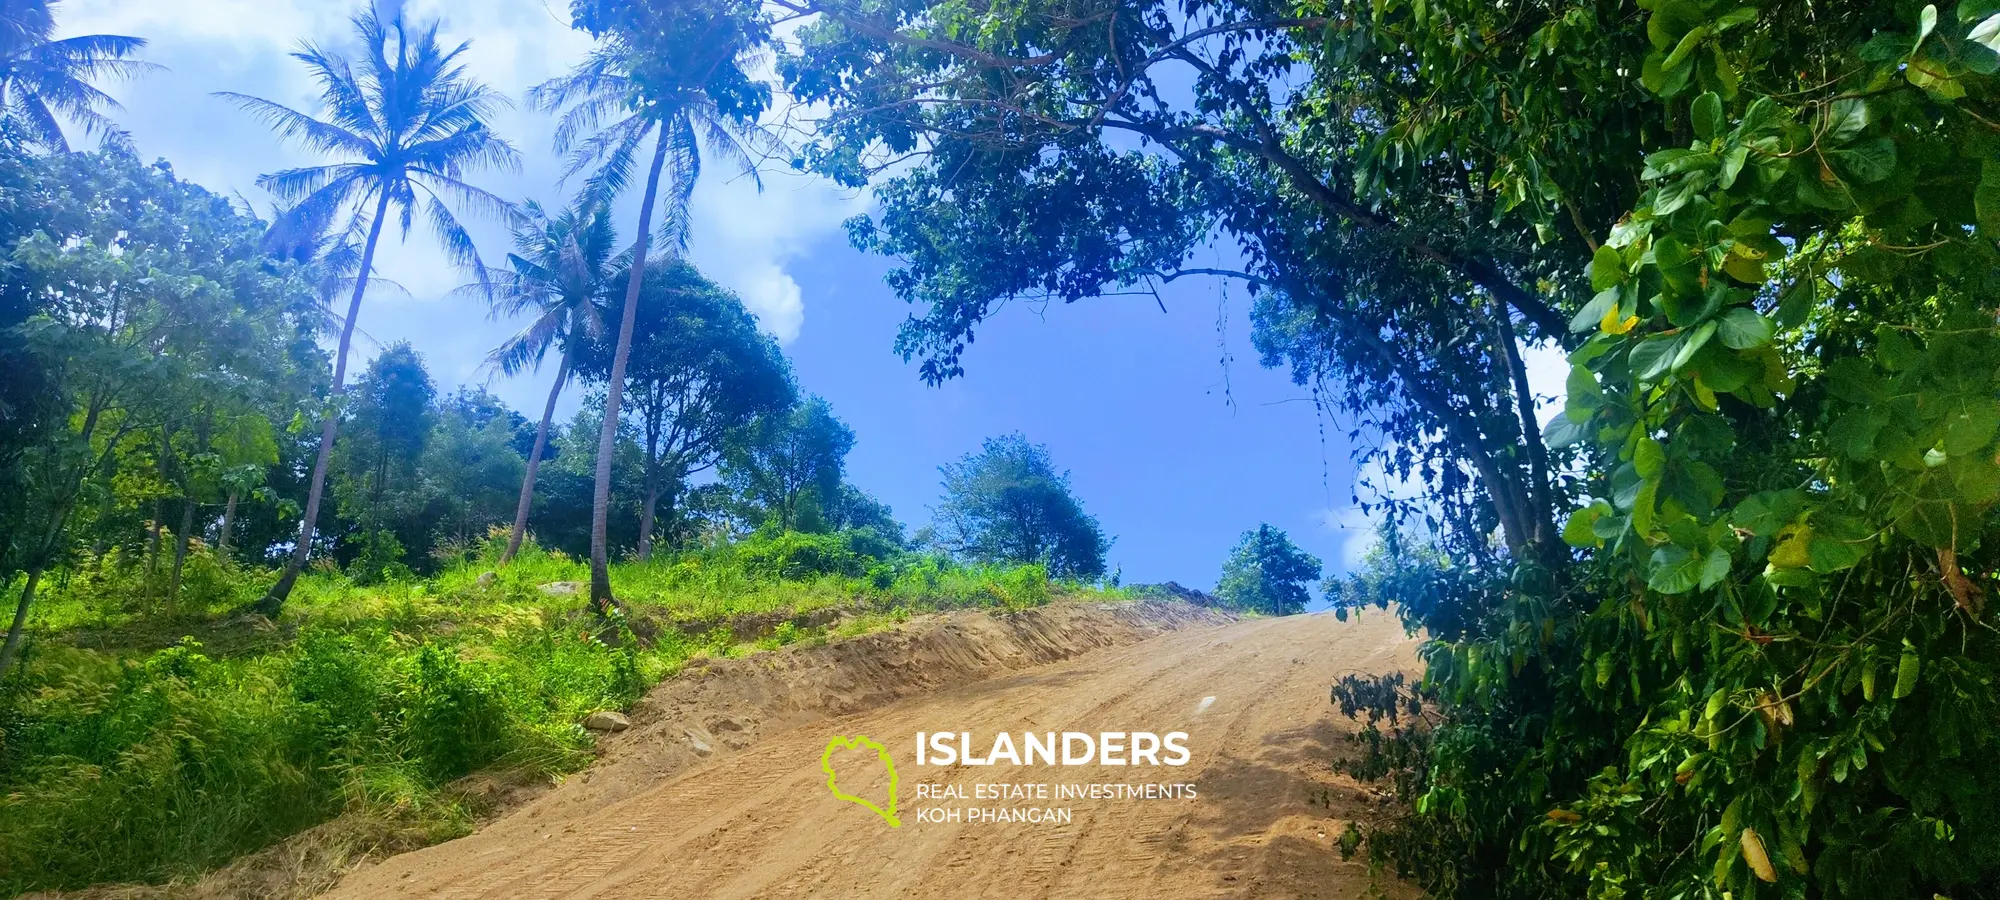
0;531;1083;893
779;0;2000;897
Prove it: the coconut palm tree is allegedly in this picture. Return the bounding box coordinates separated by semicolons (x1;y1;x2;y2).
0;0;153;150
221;9;519;613
483;198;620;564
531;0;780;614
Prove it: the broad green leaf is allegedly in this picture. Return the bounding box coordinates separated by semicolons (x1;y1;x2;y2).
1543;415;1589;449
1828;138;1896;183
1648;545;1705;594
1673;320;1716;371
1828;407;1888;459
1944;400;1992;458
1823;98;1869;142
1977;161;2000;236
1632;335;1680;382
1716;307;1772;349
1590;244;1626;291
1699;546;1732;589
1563;502;1610;548
1635;435;1666;479
1732;489;1806;537
1573;287;1620;332
1806;514;1871;572
1692;91;1724;140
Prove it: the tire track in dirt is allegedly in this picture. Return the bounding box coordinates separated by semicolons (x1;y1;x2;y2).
326;607;1422;899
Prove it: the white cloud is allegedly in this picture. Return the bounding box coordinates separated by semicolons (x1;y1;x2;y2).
59;0;864;411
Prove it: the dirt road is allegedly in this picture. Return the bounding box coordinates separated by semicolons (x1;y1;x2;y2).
328;608;1421;899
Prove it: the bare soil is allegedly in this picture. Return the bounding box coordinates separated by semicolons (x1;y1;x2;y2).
320;602;1423;899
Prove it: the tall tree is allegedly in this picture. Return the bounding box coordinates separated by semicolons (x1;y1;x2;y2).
0;149;317;676
579;261;794;558
929;434;1108;580
0;0;152;151
221;9;518;613
787;0;2000;895
1215;524;1321;617
482;198;617;563
531;0;778;612
723;396;853;533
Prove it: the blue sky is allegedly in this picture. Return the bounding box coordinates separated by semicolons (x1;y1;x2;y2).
55;0;1542;589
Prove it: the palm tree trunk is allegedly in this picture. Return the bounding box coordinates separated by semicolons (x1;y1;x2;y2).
589;131;670;615
218;489;239;557
501;344;573;564
260;189;392;615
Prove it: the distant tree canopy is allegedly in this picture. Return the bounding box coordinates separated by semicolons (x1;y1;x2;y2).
723;395;854;534
1215;525;1322;617
929;434;1108;580
577;262;795;557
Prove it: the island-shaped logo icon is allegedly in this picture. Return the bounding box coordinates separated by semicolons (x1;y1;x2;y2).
821;734;901;828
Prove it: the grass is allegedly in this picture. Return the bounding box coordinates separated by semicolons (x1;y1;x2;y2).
0;531;1117;895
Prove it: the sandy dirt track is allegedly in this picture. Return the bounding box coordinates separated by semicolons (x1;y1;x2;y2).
327;608;1422;899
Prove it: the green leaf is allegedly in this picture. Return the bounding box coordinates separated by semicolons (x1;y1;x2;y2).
1648;545;1705;594
1699;546;1732;589
1692;91;1724;140
1543;415;1589;449
1917;4;1939;50
1893;648;1920;699
1775;276;1815;329
1563;502;1610;548
1663;24;1711;71
1828;407;1888;459
1977;161;2000;237
1635;435;1666;479
1945;398;2000;455
1632;335;1680;382
1590;244;1626;291
1828;138;1897;183
1824;99;1870;143
1673;320;1716;371
1732;489;1806;537
1806;514;1871;572
1716;307;1772;349
1572;287;1621;333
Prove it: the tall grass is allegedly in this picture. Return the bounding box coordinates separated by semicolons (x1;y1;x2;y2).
0;531;1105;894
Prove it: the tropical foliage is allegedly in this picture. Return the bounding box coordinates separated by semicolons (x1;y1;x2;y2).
1216;524;1322;616
779;0;2000;896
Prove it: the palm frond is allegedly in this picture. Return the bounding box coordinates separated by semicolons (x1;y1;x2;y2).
214;92;374;159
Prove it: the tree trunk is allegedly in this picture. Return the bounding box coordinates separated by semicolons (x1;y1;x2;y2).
590;130;670;615
167;412;211;615
0;567;43;680
168;496;195;617
636;428;662;561
501;348;573;564
260;189;392;615
143;499;162;606
218;489;239;558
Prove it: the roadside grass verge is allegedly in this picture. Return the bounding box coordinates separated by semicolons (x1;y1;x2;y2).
0;532;1117;895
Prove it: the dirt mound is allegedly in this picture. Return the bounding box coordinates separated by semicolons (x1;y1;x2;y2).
490;598;1236;821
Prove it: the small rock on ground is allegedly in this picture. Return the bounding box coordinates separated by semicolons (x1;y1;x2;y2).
583;711;630;732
